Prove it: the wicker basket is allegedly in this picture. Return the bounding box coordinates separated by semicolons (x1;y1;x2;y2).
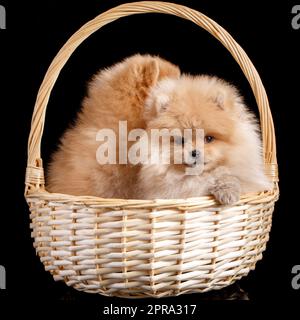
25;1;279;298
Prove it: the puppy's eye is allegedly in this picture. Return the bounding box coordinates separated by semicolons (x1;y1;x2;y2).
174;136;185;145
204;135;215;144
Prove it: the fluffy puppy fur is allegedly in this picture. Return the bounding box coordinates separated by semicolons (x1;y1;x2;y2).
47;54;180;197
48;55;271;204
136;75;272;204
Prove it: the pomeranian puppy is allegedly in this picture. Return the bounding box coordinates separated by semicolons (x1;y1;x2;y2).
48;54;271;204
135;75;272;204
47;54;180;197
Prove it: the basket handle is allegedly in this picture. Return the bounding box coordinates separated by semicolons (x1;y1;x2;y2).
25;1;278;193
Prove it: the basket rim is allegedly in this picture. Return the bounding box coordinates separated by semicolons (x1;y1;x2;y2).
25;1;279;196
26;183;279;209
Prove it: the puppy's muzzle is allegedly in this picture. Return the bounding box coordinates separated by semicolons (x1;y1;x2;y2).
185;149;201;167
191;149;200;159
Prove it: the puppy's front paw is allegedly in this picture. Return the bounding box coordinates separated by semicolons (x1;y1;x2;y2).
213;187;240;205
210;175;241;205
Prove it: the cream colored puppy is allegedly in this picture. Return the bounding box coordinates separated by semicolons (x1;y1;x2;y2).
136;75;272;204
47;54;180;197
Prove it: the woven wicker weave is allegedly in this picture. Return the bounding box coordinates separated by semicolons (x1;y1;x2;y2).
25;1;279;298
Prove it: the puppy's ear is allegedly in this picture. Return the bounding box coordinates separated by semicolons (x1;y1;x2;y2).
156;58;180;81
135;59;160;91
211;88;245;115
212;92;225;110
133;56;180;100
144;79;177;120
152;93;171;113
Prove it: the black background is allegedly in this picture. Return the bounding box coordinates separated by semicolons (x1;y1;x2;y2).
0;0;299;316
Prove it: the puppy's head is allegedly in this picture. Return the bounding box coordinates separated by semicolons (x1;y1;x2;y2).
144;75;258;174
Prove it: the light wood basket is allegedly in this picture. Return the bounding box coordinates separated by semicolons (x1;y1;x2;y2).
25;1;279;298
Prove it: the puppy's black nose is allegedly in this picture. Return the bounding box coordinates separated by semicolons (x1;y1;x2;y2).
191;149;200;158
